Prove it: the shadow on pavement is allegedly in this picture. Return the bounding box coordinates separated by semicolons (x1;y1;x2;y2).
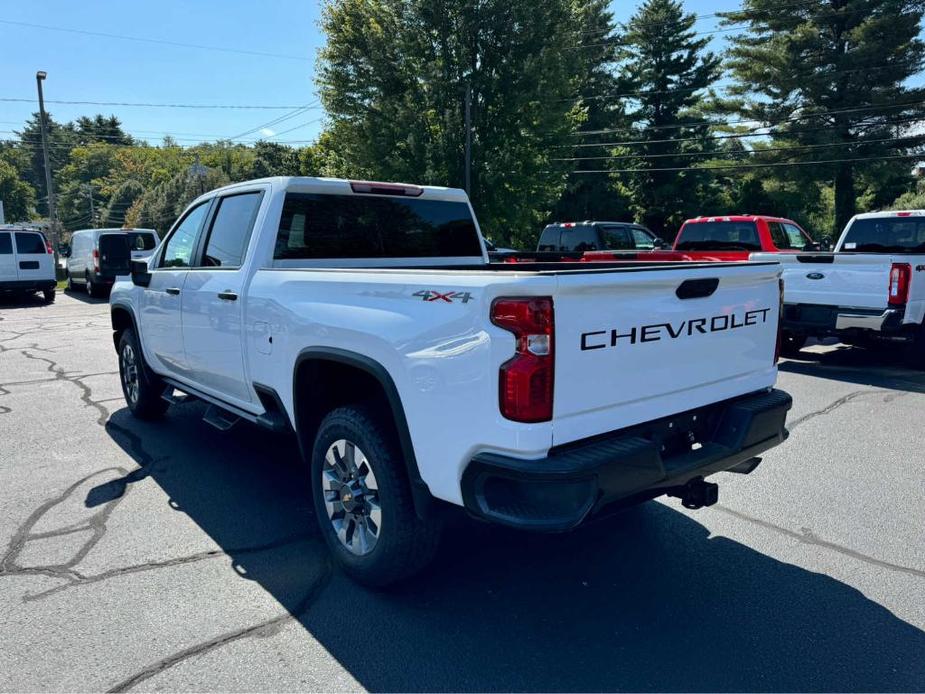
95;403;925;692
0;292;55;309
60;287;110;304
780;342;925;394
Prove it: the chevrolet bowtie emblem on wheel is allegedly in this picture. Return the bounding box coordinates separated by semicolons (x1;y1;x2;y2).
807;272;826;280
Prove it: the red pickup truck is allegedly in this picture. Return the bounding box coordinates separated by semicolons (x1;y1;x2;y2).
673;215;820;261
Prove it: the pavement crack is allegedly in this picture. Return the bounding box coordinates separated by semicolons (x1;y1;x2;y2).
787;388;907;431
713;505;925;579
106;548;332;693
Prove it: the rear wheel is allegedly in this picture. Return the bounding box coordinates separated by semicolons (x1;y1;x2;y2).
310;405;441;587
118;328;168;419
66;273;75;292
904;323;925;369
781;332;807;357
42;288;55;304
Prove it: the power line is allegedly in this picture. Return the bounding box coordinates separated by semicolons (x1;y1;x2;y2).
0;18;311;62
0;97;310;110
225;104;317;140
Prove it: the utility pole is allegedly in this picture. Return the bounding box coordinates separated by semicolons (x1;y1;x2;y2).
464;83;472;198
35;71;60;264
82;183;95;227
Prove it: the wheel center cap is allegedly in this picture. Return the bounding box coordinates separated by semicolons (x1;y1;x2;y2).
340;482;363;512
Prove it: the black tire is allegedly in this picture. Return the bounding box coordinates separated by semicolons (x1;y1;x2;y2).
66;274;75;292
903;323;925;368
86;273;100;298
42;288;55;304
781;332;807;357
310;405;441;587
117;328;169;420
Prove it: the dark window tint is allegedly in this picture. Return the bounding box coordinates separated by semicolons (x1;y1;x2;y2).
840;217;925;253
675;222;761;251
537;226;561;252
0;233;11;255
15;232;46;254
767;222;789;249
600;226;634;250
202;193;262;267
556;225;599;252
275;193;482;259
161;202;209;268
126;232;157;251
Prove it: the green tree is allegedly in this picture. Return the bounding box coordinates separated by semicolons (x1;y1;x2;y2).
101;178;145;227
722;0;925;235
127;166;229;234
73;115;134;146
251;141;301;177
610;0;722;238
14;112;77;217
0;159;37;222
317;0;591;247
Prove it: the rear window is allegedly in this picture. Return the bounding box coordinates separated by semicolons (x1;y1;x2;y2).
126;232;157;251
14;232;46;254
0;233;10;254
537;226;561;251
275;193;482;259
675;221;761;251
549;224;599;252
841;217;925;253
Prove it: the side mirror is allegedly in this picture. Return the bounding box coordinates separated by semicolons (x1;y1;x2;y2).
803;242;822;252
654;237;667;249
131;259;151;288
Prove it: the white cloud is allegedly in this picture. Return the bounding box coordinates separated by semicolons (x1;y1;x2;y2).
259;128;275;137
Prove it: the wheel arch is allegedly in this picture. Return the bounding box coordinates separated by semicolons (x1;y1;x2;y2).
292;347;433;519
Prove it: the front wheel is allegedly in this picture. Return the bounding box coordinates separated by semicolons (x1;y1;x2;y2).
310;405;441;587
42;288;55;304
118;328;168;419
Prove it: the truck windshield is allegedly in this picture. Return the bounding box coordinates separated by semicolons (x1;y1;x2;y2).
275;193;483;259
841;217;925;253
675;222;761;251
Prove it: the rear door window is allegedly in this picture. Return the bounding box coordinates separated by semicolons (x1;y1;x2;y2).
767;222;789;249
200;192;262;268
557;225;598;252
15;232;46;254
275;193;482;259
675;222;761;251
0;233;11;254
537;226;562;252
600;226;634;250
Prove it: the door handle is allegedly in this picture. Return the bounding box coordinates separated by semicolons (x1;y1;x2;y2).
217;291;238;301
165;287;181;295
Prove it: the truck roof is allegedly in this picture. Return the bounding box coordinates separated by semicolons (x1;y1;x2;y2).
850;210;925;220
682;214;796;224
200;176;469;204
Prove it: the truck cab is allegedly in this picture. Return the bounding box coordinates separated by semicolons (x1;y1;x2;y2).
675;215;819;261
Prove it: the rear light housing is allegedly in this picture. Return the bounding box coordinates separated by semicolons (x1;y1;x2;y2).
774;278;784;364
888;263;911;306
491;297;554;423
44;238;53;254
92;248;100;272
349;180;423;197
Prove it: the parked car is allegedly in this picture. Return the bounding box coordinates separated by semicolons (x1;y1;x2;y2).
538;221;668;252
754;210;925;357
65;228;160;297
0;225;56;303
674;215;820;261
110;177;792;585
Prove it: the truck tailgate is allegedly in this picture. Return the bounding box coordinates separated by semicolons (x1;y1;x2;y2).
552;263;780;446
752;252;888;309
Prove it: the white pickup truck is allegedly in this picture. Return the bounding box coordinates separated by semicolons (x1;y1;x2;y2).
754;210;925;359
110;176;791;585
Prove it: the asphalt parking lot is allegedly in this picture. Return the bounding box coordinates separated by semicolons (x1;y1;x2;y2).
1;290;923;692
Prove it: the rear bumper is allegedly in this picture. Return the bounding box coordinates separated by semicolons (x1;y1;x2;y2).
461;388;792;531
783;303;910;338
0;279;56;293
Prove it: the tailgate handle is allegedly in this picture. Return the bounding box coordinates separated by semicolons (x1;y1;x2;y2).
796;254;835;264
676;278;719;300
18;261;40;270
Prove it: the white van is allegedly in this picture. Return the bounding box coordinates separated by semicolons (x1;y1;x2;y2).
65;228;160;297
0;226;56;303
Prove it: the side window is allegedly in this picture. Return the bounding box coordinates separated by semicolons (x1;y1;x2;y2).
562;225;598;252
160;202;210;269
630;228;655;249
783;223;807;250
767;222;790;249
601;226;633;250
199;192;262;268
537;226;561;252
15;232;46;254
0;233;11;254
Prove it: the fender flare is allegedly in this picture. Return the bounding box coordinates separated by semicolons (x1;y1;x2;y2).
292;347;433;519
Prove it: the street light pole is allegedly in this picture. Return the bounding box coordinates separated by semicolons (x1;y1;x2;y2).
35;71;60;264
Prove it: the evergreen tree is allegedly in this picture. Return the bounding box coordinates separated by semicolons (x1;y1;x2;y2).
722;0;925;234
611;0;721;239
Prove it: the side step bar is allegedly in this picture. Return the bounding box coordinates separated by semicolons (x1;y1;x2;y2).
160;377;289;433
203;404;240;431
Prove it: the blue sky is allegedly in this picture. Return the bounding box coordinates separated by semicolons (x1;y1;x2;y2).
0;1;744;147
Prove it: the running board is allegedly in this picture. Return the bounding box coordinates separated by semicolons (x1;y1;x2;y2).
161;387;196;405
202;404;240;431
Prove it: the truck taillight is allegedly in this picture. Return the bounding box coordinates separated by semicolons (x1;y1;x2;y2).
888;263;911;306
491;297;554;423
774;278;784;364
45;239;53;254
92;248;100;271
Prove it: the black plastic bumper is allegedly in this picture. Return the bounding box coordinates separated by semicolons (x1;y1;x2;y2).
462;388;792;531
0;279;56;293
782;303;910;338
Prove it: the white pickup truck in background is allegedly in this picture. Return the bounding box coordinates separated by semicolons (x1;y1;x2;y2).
110;176;791;585
754;210;925;359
